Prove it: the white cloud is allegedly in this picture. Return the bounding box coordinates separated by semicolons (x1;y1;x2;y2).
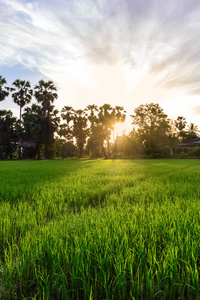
1;0;200;129
1;0;200;76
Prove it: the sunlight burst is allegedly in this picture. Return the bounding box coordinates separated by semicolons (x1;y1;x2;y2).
113;122;126;139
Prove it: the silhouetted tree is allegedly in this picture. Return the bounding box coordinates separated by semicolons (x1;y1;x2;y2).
11;80;33;120
11;79;33;158
22;104;43;158
183;123;199;142
59;106;74;141
86;105;100;157
0;76;10;158
188;123;199;135
73;109;88;158
87;104;98;134
34;80;59;159
131;103;170;152
0;110;17;159
54;138;77;158
114;106;126;124
0;76;9;102
86;104;126;158
98;104;115;157
175;116;187;140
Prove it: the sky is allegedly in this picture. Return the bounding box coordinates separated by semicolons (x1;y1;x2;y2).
1;0;200;136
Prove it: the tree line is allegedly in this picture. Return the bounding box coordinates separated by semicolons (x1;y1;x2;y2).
0;75;199;159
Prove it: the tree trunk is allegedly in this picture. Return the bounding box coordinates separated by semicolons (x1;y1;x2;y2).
44;143;48;159
0;147;3;159
107;139;110;158
18;143;21;159
9;144;13;159
101;141;107;159
114;135;118;155
78;142;83;158
37;142;41;160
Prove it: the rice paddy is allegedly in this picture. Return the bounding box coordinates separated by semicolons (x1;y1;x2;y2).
0;159;200;299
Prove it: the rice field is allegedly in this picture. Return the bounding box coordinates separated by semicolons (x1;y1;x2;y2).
0;159;200;299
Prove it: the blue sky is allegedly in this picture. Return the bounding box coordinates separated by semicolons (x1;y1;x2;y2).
1;0;200;134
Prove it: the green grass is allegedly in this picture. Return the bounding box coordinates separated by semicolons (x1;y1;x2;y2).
0;159;200;299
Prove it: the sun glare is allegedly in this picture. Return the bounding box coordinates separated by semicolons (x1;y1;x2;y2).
113;122;126;139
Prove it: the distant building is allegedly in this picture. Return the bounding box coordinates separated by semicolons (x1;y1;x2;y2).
178;138;200;149
20;141;37;159
20;141;36;148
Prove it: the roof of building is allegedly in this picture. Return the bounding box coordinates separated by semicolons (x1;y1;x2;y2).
178;138;200;148
20;141;36;148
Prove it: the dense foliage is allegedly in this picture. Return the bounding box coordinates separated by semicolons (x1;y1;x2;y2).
0;75;199;159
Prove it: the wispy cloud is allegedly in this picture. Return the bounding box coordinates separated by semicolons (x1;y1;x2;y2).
1;0;200;95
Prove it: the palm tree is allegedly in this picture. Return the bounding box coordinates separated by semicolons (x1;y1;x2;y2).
0;110;17;159
86;105;100;157
0;76;10;159
0;76;9;102
113;106;126;155
185;123;200;141
73;109;88;158
11;79;33;120
114;106;126;124
34;80;58;108
98;104;115;157
187;123;199;135
34;80;59;159
86;104;98;134
11;80;33;158
175;116;187;139
60;106;74;141
22;104;43;158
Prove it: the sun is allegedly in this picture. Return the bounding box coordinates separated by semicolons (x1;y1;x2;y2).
113;122;126;139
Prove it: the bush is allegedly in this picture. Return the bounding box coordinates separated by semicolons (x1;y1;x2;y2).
162;146;172;158
191;147;200;158
144;148;164;158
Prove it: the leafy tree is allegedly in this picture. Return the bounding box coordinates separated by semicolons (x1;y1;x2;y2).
0;110;17;159
0;76;10;158
185;123;199;141
86;105;100;157
42;105;60;159
54;138;77;158
11;79;33;158
87;104;98;134
23;104;42;141
175;116;187;139
114;106;126;124
188;123;199;135
86;104;126;158
98;104;115;157
0;76;9;102
73;109;88;158
131;103;170;152
34;80;59;159
59;106;74;141
22;104;43;158
124;130;141;157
